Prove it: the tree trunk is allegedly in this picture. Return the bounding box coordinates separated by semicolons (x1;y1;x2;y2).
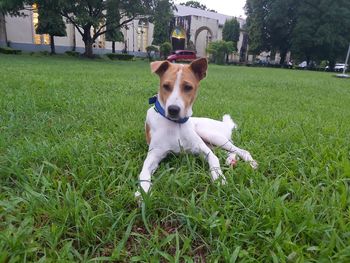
84;40;94;58
0;12;7;47
112;41;115;53
50;35;56;54
279;50;287;66
82;26;94;58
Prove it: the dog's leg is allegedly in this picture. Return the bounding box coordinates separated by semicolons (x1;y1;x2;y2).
196;130;258;169
195;139;226;183
135;148;167;198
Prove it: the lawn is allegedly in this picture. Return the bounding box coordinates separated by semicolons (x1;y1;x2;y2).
0;54;350;262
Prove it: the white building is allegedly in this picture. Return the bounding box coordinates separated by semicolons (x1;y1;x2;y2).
0;5;247;60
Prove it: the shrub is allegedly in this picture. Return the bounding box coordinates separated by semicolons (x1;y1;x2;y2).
0;47;22;54
160;42;172;59
146;45;159;61
39;51;50;56
65;51;80;57
206;41;235;65
106;53;134;61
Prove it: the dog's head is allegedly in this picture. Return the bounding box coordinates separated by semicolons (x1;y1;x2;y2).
150;58;208;121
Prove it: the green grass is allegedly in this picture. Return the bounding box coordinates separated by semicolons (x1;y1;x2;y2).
1;54;350;262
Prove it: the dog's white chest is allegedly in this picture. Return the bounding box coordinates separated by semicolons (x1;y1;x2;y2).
147;108;200;154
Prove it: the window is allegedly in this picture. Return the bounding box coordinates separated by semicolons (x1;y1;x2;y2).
32;4;50;45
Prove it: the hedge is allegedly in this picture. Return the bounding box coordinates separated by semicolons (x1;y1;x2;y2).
0;47;22;54
106;53;134;61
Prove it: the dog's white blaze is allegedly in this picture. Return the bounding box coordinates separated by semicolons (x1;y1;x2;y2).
166;65;185;117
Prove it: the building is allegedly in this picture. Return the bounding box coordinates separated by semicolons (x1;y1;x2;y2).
0;5;247;61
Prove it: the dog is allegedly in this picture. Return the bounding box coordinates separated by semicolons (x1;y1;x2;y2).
135;58;257;198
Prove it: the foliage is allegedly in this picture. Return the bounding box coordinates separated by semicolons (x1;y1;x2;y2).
105;0;124;43
0;46;21;54
58;0;157;57
222;18;240;52
1;54;350;261
152;0;173;46
245;0;350;65
180;1;216;12
245;0;269;55
0;0;25;15
265;0;298;65
206;40;235;64
291;0;350;67
106;53;134;60
65;50;80;57
34;0;67;54
159;42;172;59
35;1;66;37
146;45;159;61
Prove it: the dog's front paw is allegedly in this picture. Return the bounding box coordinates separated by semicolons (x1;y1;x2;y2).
210;168;226;184
250;160;258;170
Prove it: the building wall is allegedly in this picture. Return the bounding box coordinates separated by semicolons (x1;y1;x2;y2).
5;10;33;44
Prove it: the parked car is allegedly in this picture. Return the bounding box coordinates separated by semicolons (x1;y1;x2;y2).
167;50;196;63
334;63;348;72
298;61;307;69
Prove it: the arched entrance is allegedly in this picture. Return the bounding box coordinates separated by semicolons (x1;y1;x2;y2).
195;26;213;57
171;27;186;51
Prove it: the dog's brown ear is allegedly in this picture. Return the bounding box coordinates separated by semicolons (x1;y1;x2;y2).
150;60;170;76
190;58;208;80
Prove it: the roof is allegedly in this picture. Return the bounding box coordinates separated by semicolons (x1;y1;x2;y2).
174;4;245;27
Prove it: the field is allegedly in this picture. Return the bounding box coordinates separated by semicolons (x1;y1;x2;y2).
1;54;350;262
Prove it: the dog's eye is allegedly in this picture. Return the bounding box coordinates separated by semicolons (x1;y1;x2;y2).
163;84;171;92
184;85;193;92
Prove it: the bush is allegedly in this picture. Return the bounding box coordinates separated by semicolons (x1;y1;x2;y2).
0;47;22;54
65;51;80;57
106;53;134;61
39;51;50;56
146;45;159;61
206;41;235;65
160;42;172;59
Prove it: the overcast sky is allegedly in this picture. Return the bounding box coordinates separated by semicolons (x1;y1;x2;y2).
174;0;247;18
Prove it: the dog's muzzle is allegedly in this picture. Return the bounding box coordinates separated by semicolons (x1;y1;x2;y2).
167;105;181;119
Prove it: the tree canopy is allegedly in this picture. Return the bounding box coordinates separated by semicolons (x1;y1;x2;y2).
58;0;157;57
222;18;240;51
180;1;217;12
152;0;173;46
245;0;350;66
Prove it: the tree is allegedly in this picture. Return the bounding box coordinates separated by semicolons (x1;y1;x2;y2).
59;0;156;58
222;18;240;62
265;0;298;65
35;0;66;54
105;0;124;53
291;0;350;67
180;1;217;12
160;41;172;59
206;40;235;64
245;0;269;55
146;45;158;60
152;0;173;46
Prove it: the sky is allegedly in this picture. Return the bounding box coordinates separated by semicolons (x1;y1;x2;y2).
174;0;247;18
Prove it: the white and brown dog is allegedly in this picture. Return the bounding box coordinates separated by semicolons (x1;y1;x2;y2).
136;58;257;198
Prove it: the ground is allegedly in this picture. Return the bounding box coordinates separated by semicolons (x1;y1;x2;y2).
0;54;350;262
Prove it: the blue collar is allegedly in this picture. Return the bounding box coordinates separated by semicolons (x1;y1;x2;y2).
149;95;190;124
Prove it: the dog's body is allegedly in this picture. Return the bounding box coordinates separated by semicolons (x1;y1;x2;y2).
136;59;257;197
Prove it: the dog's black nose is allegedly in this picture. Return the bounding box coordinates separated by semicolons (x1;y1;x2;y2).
168;105;180;118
